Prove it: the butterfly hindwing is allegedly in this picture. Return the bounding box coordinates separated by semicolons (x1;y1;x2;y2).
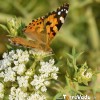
10;37;37;48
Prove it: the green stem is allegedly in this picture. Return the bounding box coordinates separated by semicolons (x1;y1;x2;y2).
78;86;91;91
86;7;99;50
30;59;37;71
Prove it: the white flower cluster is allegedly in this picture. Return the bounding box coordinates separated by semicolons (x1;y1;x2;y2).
9;87;46;100
17;76;29;88
9;87;28;100
0;49;29;82
27;92;46;100
31;59;59;92
0;49;59;100
39;59;59;79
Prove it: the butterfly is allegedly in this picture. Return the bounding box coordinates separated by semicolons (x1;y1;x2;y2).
10;3;69;51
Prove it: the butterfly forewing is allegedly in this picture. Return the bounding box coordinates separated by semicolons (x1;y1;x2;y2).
45;3;69;41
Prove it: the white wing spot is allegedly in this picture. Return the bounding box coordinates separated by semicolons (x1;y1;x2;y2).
61;9;63;12
66;10;68;14
60;17;64;23
58;11;61;15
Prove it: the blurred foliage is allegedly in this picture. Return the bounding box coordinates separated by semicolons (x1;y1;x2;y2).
0;0;100;99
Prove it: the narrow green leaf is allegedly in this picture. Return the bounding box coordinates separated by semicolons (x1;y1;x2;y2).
75;52;84;60
72;47;76;57
67;59;73;67
0;24;10;34
66;53;73;59
53;92;63;100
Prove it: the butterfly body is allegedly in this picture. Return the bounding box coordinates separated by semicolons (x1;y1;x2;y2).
10;3;69;51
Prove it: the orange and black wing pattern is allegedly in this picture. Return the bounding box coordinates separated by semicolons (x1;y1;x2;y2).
10;3;69;51
45;3;69;40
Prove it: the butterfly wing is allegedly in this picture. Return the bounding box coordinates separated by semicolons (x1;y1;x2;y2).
44;3;69;50
23;17;45;42
45;3;69;41
10;3;69;51
23;3;69;50
10;37;37;48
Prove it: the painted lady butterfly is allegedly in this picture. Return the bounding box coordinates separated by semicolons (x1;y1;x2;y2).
10;3;69;51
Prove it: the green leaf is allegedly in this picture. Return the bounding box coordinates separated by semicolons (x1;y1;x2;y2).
72;47;76;57
75;52;84;60
0;24;10;34
67;59;73;67
66;53;73;59
53;92;63;100
6;44;13;49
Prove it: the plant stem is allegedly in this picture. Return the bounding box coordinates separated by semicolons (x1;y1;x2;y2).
86;7;99;50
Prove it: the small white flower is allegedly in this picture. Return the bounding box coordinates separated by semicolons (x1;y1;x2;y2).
16;49;23;56
2;52;8;58
17;76;29;88
0;59;11;70
4;67;16;82
31;75;48;92
9;50;15;57
27;92;46;100
17;50;29;63
41;73;49;78
52;66;59;72
41;86;47;92
13;61;19;66
31;75;45;90
17;64;26;75
25;68;34;76
51;73;58;80
44;81;50;86
12;54;18;60
4;59;11;67
9;87;16;100
13;63;26;75
39;59;59;79
9;87;28;100
0;82;4;99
